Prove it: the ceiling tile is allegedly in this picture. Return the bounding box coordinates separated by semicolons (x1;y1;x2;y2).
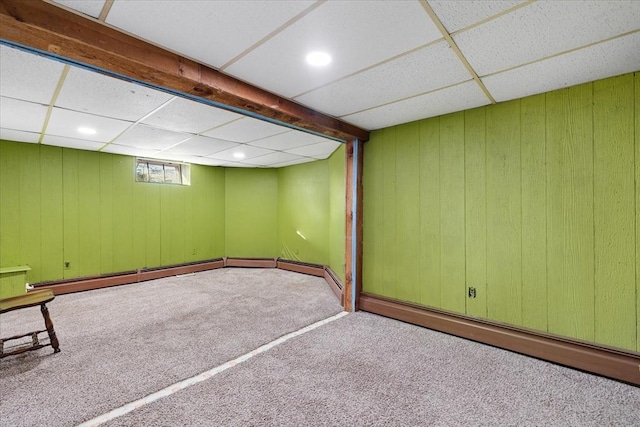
428;0;527;33
225;1;441;98
105;1;315;68
249;130;329;151
100;144;162;159
295;40;471;117
341;81;490;130
0;129;40;144
187;157;227;167
285;140;342;160
207;145;274;162
242;152;304;167
454;0;640;76
47;107;132;142
42;135;105;151
52;0;106;18
56;66;173;121
0;97;48;133
483;32;640;102
163;135;240;156
113;124;190;150
202;117;288;143
0;45;65;104
271;157;317;168
141;97;242;134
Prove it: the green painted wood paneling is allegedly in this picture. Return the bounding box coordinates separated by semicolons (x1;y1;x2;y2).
464;107;487;318
361;72;638;351
328;145;346;282
593;74;636;349
225;168;278;258
439;112;466;313
145;182;162;268
131;180;148;269
382;127;398;299
0;142;21;268
77;150;101;277
212;167;226;257
520;94;548;331
111;155;134;272
62;148;79;279
418;118;441;307
363;131;385;296
278;160;330;265
39;145;63;281
99;153;114;274
395;122;421;302
546;85;595;342
636;71;640;352
19;144;42;284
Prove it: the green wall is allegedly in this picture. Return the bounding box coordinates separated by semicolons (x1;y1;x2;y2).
224;168;279;258
363;72;640;352
328;145;346;281
0;141;225;284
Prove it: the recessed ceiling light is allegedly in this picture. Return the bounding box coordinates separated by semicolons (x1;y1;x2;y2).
306;51;332;67
233;152;245;159
77;126;97;135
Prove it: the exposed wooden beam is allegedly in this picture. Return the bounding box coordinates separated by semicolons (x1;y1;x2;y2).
344;138;364;312
0;0;369;142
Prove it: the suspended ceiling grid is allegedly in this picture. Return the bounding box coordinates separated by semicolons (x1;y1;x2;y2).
1;0;639;168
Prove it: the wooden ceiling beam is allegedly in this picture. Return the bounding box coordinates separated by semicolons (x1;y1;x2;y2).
0;0;369;142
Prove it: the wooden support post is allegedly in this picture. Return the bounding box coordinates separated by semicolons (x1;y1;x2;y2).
344;139;364;312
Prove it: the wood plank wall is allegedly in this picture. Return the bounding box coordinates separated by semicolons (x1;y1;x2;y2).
0;143;225;284
362;72;640;352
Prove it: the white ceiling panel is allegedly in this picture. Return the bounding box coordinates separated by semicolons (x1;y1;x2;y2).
141;97;242;134
100;144;162;159
202;117;288;143
226;1;441;98
0;97;48;133
483;31;640;103
207;145;274;162
112;124;190;150
295;40;471;117
249;130;328;151
163;135;240;156
0;129;40;144
56;66;173;121
455;0;640;76
105;1;315;69
52;0;105;19
47;107;132;142
428;0;527;33
187;157;227;167
342;81;490;130
285;140;341;160
271;157;317;168
0;45;65;104
42;135;105;151
242;152;304;167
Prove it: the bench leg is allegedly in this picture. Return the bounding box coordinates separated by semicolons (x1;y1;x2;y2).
40;303;60;353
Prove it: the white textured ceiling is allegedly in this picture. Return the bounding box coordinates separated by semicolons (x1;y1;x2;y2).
1;0;639;168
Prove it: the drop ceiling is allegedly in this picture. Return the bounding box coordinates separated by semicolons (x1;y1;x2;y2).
1;0;639;168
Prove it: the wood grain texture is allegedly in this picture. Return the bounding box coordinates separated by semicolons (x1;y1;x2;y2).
439;112;466;313
520;94;547;331
62;149;79;279
395;122;420;302
464;107;487;318
39;145;63;281
362;132;384;296
0;141;21;267
546;85;595;342
486;101;522;326
418;118;441;307
382;128;398;299
593;74;636;350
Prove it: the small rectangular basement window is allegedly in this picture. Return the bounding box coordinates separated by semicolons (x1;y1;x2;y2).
136;159;190;185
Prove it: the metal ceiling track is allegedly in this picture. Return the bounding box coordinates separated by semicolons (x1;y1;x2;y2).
0;0;369;143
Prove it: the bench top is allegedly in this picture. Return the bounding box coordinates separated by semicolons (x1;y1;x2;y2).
0;289;55;313
0;265;31;274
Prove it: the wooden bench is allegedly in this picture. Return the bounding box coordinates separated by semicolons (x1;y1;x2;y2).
0;289;60;358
